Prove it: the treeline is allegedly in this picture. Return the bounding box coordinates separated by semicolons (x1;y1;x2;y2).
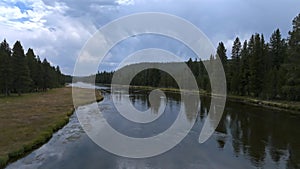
95;13;300;101
217;13;300;100
0;39;65;96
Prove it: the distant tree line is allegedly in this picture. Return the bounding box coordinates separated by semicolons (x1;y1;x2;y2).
0;40;65;96
95;13;300;101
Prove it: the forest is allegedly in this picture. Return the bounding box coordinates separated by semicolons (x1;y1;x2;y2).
0;40;65;96
95;13;300;101
1;13;299;100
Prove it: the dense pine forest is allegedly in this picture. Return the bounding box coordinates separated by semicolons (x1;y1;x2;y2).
95;13;300;101
0;40;65;96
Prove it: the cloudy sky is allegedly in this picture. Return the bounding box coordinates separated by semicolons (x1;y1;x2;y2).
1;0;299;75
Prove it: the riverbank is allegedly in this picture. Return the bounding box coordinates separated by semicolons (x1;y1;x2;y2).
227;95;300;114
125;85;300;114
0;87;103;169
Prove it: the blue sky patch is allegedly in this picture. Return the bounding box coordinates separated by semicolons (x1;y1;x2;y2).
15;1;33;13
10;17;30;23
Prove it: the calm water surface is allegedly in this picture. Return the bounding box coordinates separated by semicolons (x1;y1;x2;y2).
6;86;300;169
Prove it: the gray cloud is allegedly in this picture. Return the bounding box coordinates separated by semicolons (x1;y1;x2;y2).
1;0;300;74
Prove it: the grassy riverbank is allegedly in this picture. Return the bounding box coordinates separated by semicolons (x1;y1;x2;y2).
0;87;103;168
227;95;300;113
127;85;300;113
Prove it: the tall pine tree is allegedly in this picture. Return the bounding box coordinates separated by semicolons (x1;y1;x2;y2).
12;41;31;95
217;42;228;68
240;40;250;95
230;37;242;94
283;14;300;100
269;29;287;69
26;48;39;91
0;39;12;96
248;34;264;97
263;29;287;99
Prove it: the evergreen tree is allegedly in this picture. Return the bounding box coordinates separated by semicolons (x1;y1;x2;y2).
11;41;31;95
93;13;300;101
0;39;12;96
248;34;264;97
282;14;300;100
240;40;250;95
55;66;64;86
0;39;65;96
230;37;242;94
217;42;227;68
216;42;228;92
26;48;39;91
269;29;287;69
36;56;45;90
263;29;287;99
42;58;52;90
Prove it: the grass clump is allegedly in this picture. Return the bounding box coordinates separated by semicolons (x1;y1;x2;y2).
0;155;8;168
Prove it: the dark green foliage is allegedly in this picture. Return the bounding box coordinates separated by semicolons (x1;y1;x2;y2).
217;42;227;69
131;68;177;88
226;14;298;101
0;39;65;96
230;37;242;94
0;155;9;168
239;40;250;96
94;61;209;91
35;57;45;89
269;29;287;69
248;34;264;97
262;29;287;99
11;41;31;95
42;58;52;90
95;71;113;84
40;59;65;90
2;13;300;101
93;13;300;101
0;39;13;96
282;14;300;100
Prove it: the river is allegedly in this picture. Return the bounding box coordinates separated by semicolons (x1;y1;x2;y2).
6;85;300;169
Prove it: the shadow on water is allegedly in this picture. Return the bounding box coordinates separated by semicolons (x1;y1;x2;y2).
6;86;300;169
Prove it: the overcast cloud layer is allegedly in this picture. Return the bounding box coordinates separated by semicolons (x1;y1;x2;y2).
1;0;299;74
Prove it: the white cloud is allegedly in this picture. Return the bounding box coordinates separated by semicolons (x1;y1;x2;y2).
0;6;27;20
0;0;98;74
116;0;135;5
1;0;299;75
0;1;68;30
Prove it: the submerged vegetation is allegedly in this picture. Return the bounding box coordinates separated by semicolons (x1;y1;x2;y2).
0;87;103;168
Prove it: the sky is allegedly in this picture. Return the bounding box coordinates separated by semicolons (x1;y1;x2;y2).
0;0;300;75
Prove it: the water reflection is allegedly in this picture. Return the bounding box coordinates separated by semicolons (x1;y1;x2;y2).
6;87;300;169
114;89;300;168
214;101;300;169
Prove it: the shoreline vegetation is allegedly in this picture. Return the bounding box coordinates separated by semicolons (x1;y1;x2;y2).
91;13;300;105
97;83;300;113
124;85;300;114
0;87;103;169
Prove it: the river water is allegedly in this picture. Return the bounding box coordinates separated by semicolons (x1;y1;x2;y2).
6;85;300;169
